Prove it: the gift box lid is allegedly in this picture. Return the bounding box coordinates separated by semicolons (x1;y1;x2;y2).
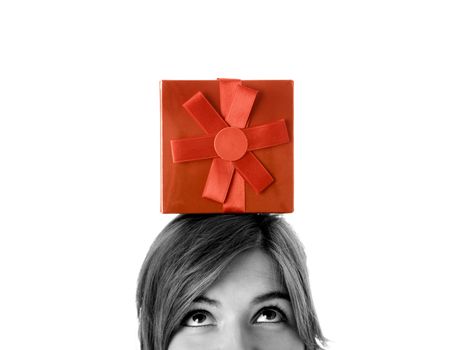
161;79;293;213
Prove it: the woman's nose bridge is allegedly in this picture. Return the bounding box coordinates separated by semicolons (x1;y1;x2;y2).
220;320;254;350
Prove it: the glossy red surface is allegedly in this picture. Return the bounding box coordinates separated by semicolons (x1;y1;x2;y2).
161;80;294;213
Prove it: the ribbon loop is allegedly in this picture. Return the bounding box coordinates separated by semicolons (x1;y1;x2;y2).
171;135;217;163
234;152;274;193
202;158;234;203
225;85;258;128
222;173;246;212
183;92;228;133
219;79;242;117
244;119;290;151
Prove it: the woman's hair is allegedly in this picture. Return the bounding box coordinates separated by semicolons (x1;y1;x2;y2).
136;214;326;350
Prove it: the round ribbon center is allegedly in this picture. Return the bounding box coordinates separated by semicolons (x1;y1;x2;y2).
214;127;248;161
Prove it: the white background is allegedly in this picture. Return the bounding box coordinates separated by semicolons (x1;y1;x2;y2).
1;1;471;349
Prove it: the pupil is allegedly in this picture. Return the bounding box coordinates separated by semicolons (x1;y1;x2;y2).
192;314;206;323
263;310;276;320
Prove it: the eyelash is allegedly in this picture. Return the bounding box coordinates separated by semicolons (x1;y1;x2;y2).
181;305;288;327
252;305;288;324
181;309;214;328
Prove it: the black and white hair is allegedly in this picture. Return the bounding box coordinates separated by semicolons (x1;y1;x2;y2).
136;214;326;350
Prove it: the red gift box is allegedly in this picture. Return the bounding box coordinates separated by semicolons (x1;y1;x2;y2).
161;79;293;213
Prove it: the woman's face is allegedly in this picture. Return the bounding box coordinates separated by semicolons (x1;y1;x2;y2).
168;249;305;350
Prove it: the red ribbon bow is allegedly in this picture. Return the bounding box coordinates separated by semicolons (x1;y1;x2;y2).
170;79;290;212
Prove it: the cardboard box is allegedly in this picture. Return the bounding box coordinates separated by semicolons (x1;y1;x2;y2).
161;79;293;213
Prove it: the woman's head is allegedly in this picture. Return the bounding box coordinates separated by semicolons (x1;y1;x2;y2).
136;214;325;350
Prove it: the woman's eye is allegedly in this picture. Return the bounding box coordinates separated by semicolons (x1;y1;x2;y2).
182;310;215;327
254;307;286;323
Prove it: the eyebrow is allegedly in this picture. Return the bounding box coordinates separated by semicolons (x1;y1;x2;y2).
192;291;290;307
251;291;290;305
192;295;221;306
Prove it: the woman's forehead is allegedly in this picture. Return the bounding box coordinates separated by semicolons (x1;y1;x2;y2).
203;249;286;302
